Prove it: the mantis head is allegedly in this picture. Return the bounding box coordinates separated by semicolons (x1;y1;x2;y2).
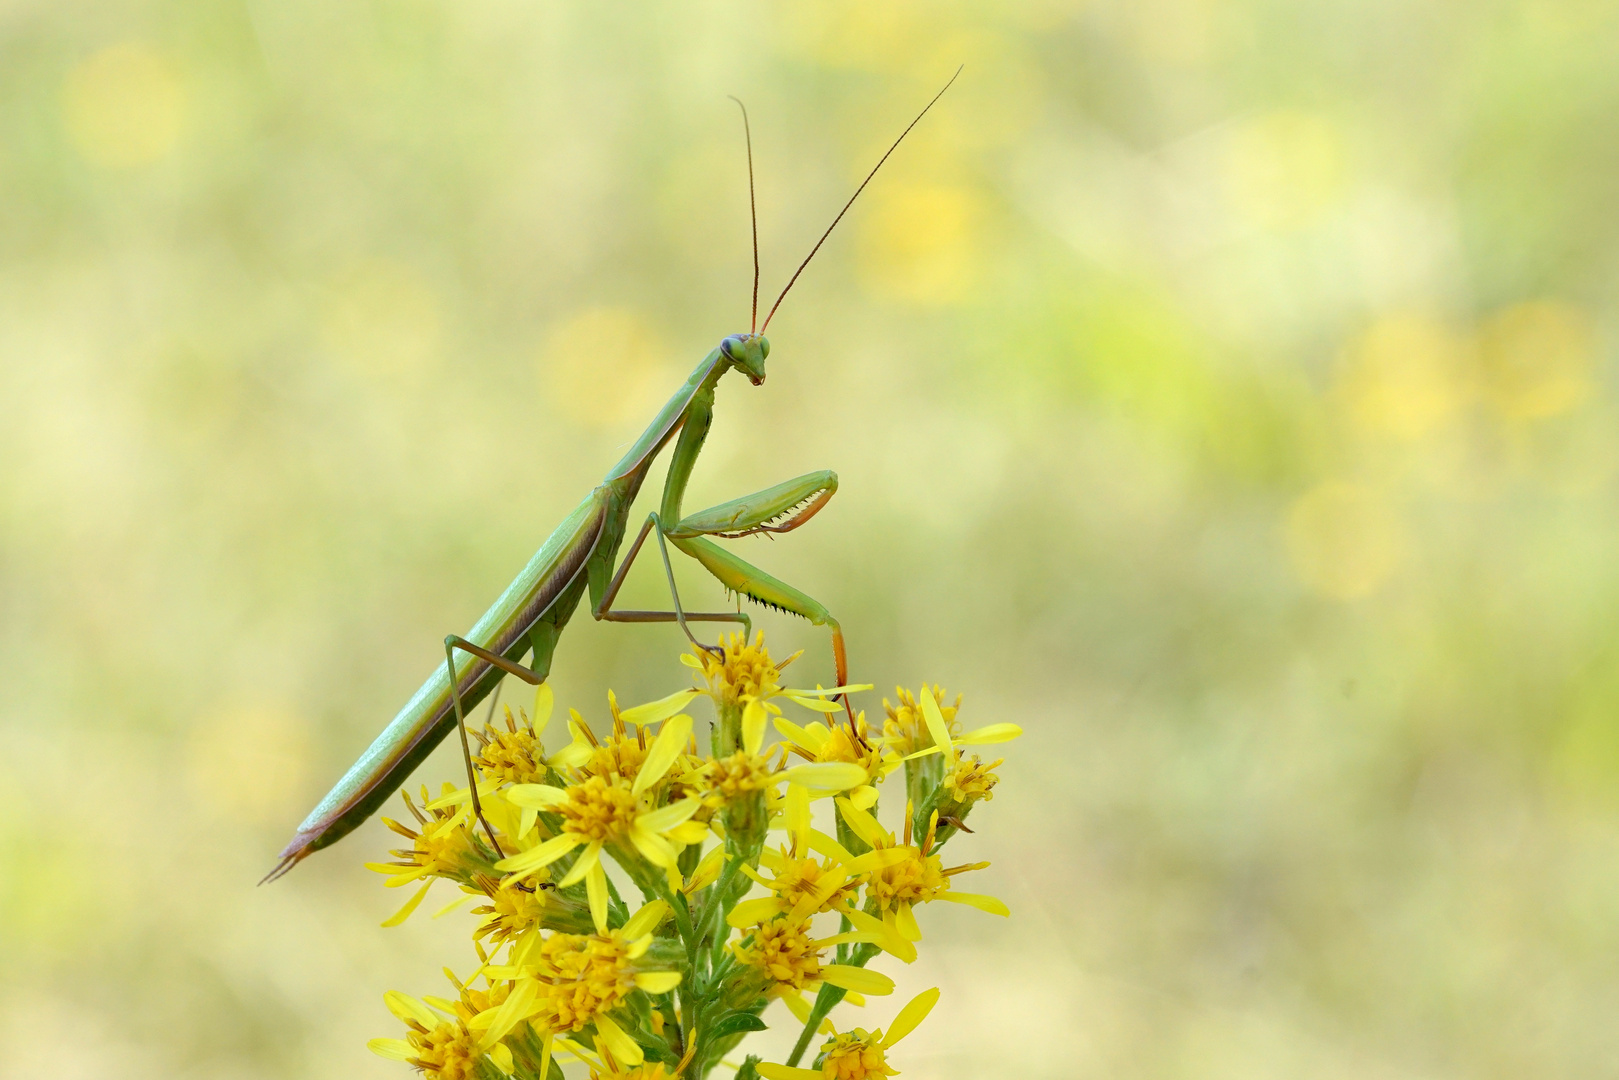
720;333;770;385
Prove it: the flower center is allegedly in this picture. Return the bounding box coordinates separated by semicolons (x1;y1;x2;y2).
775;856;859;914
866;846;948;911
819;1030;890;1080
735;918;821;990
696;631;782;706
534;932;634;1031
560;776;640;843
411;1020;482;1080
705;751;773;801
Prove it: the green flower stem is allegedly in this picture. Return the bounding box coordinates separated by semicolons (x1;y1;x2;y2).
785;942;880;1066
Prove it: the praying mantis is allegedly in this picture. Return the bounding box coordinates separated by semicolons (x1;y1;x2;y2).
268;71;960;881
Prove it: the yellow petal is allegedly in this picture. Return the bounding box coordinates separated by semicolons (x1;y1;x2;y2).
782;693;843;714
630;825;679;868
620;688;701;727
935;891;1010;916
835;798;888;849
772;716;812;748
785;783;810;849
557;841;601;887
960;722;1021;744
381;881;432;927
807;829;854;863
895;903;921;941
919;687;955;766
587;862;609;933
637;796;702;834
728;897;783;927
848;784;879;810
481;978;539;1045
488;1042;515;1075
840;908;916;963
679;651;705;669
384;990;442;1028
743;699;768;755
368;1038;415;1060
505;784;568;810
634;714;693;795
778;762;867;791
594;1014;643;1065
495;833;580;879
843;847;910;875
782;990;812;1024
685;846;726;892
433;893;478;919
532;682;554;735
667;820;709;845
881;987;940;1049
634;970;683;994
820;964;895;995
623;898;670;939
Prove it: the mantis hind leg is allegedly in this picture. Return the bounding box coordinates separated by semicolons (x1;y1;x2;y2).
441;630;554;857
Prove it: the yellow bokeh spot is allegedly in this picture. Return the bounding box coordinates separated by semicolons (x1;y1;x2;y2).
1338;313;1471;440
1478;300;1595;420
856;183;979;305
322;259;442;380
62;42;185;169
541;307;670;428
1285;482;1404;600
1226;111;1346;231
186;705;312;824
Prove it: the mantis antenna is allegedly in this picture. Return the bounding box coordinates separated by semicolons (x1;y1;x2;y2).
728;95;761;334
760;65;963;334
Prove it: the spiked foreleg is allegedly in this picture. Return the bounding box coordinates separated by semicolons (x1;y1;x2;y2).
667;470;837;540
668;534;849;692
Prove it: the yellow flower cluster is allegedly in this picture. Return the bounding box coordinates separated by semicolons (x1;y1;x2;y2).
366;635;1019;1080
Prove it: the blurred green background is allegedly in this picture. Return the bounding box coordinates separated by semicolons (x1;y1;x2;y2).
6;0;1619;1076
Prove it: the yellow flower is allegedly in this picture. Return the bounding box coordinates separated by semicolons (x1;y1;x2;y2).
881;685;1021;760
488;901;682;1067
548;693;657;785
497;714;707;931
367;784;479;887
732;916;897;998
368;990;515;1079
942;755;1001;806
470;876;555;955
475;703;549;786
774;711;892;808
728;786;914;961
683;631;873;717
755;988;939;1080
835;798;1007;942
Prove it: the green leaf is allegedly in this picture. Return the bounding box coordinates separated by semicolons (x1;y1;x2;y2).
708;1011;769;1041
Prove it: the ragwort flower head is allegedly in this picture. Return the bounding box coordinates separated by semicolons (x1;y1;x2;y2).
689;630;789;709
367;785;481;888
474;704;547;786
756;988;939;1080
369;990;513;1080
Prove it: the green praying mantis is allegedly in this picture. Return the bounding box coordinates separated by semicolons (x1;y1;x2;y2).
268;71;961;881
